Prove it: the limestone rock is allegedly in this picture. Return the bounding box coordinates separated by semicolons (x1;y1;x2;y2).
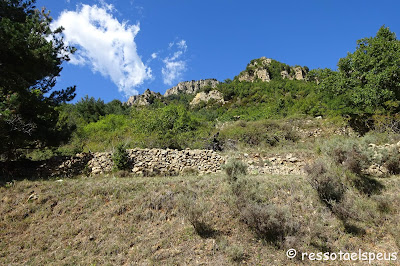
280;70;291;79
126;89;162;106
164;79;220;97
238;57;308;82
238;57;271;82
294;66;306;80
190;90;225;106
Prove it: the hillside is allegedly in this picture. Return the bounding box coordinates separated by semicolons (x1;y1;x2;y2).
2;25;400;265
1;135;400;264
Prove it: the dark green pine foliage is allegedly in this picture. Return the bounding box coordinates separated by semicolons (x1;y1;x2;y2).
0;0;76;158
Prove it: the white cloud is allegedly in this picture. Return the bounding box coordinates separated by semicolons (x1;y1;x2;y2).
151;52;157;59
177;40;187;51
51;3;151;96
162;39;188;85
162;61;186;86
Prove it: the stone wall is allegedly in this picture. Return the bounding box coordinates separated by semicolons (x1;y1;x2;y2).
1;149;226;179
88;148;226;176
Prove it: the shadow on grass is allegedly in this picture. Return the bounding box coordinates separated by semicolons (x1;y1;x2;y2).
192;221;221;239
344;222;366;236
0;155;92;186
352;174;385;196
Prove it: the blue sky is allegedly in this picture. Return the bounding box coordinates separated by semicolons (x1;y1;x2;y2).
36;0;400;103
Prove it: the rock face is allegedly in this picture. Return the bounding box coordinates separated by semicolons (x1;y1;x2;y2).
238;57;308;82
239;57;272;82
239;69;270;82
190;90;225;106
164;79;220;97
294;66;306;80
126;89;162;106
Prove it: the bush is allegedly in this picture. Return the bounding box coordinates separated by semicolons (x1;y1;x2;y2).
322;137;370;174
342;148;368;175
241;203;298;245
223;159;248;183
227;245;246;263
385;153;400;175
305;161;346;206
179;192;214;238
112;144;130;171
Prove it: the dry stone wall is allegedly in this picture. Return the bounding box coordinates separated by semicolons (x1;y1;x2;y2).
88;148;226;176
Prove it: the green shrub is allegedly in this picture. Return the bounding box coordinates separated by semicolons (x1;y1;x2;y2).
112;144;130;171
241;203;298;245
223;159;248;183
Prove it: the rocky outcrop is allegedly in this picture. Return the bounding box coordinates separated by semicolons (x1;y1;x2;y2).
238;68;271;82
190;90;225;106
238;57;271;82
126;89;162;106
238;57;308;82
164;79;220;97
294;66;306;80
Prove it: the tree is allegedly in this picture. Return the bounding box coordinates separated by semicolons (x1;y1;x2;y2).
0;0;76;158
75;95;106;124
321;26;400;114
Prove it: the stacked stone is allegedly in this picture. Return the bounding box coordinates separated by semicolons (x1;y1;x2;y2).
86;148;226;176
87;152;113;175
242;153;307;175
128;148;225;176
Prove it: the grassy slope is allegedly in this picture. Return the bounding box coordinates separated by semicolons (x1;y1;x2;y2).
1;169;399;265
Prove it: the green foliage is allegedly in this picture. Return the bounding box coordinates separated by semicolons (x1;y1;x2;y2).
219;120;299;148
112;143;130;171
0;0;76;158
319;26;400;115
75;95;106;124
68;103;211;152
385;152;400;175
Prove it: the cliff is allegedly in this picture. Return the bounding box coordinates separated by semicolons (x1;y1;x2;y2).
164;79;220;97
126;89;162;106
237;57;309;82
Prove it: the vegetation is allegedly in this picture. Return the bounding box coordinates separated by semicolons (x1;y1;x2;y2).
2;166;399;264
112;143;130;171
1;1;400;263
0;0;76;159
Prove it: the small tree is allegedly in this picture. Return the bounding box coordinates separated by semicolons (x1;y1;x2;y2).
112;144;130;171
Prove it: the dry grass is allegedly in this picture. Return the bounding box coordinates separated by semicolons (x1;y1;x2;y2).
0;169;399;264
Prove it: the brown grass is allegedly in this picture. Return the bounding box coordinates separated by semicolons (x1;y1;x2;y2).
0;169;399;264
